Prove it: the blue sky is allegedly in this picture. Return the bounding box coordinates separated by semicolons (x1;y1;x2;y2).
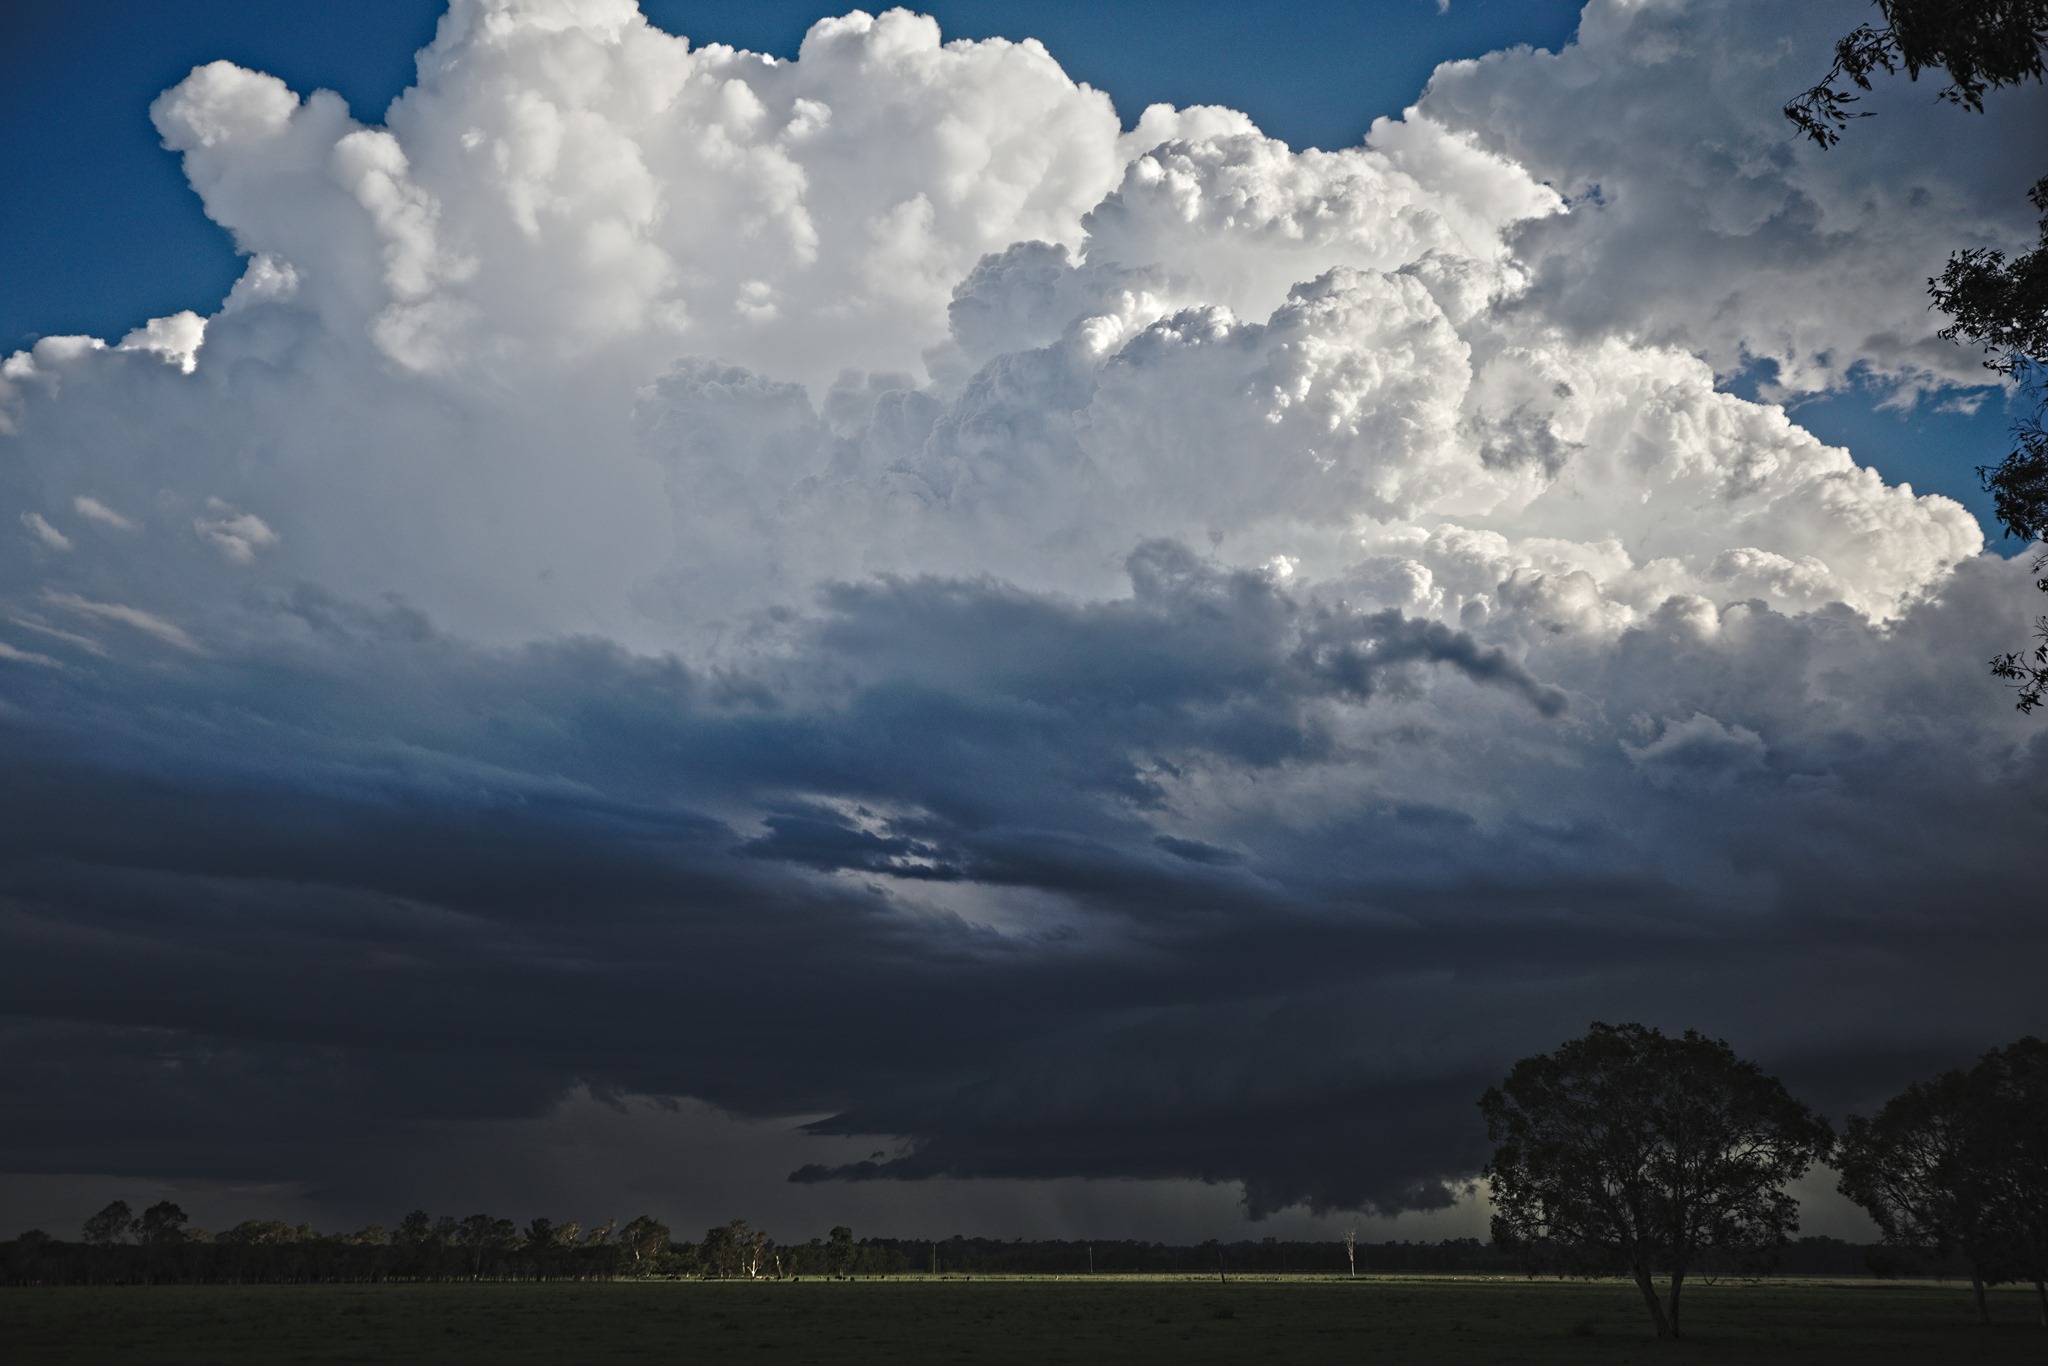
1;0;2042;1243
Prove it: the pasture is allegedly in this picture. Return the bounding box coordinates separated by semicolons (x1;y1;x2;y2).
4;1274;2043;1364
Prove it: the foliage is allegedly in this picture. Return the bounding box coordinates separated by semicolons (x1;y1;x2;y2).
1786;1;2048;709
1933;179;2048;380
617;1215;670;1270
1839;1037;2048;1325
0;1217;1623;1287
700;1219;772;1279
1479;1022;1832;1339
81;1201;133;1248
1945;178;2048;708
1783;1;2048;147
828;1224;858;1276
1973;1038;2048;1290
1835;1070;2008;1317
134;1202;190;1246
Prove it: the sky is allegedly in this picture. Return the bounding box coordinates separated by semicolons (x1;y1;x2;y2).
0;0;2044;1246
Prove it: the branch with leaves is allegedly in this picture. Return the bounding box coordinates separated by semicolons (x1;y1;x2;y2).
1788;2;2048;709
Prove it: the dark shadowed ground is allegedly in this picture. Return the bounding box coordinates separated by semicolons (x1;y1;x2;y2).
4;1275;2045;1364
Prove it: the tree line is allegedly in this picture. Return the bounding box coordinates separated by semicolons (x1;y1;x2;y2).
1;1212;894;1286
0;1210;1896;1290
0;1213;1505;1287
0;1215;1556;1287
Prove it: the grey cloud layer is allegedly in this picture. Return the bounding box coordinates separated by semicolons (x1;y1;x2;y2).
2;0;2044;1223
1413;0;2048;397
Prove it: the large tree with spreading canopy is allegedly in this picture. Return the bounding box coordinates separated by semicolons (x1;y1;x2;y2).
1480;1023;1832;1340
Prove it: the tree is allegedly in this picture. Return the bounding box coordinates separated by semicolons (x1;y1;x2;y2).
1951;176;2048;710
135;1201;189;1246
454;1213;515;1278
81;1200;133;1248
1837;1037;2048;1327
618;1215;669;1273
218;1219;299;1245
700;1222;738;1279
827;1225;857;1277
524;1216;558;1280
1479;1022;1832;1340
1787;2;2048;709
1784;2;2048;146
700;1220;769;1279
1973;1037;2048;1325
1835;1069;2008;1323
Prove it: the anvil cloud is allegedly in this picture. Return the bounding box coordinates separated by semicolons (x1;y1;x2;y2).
2;0;2045;1230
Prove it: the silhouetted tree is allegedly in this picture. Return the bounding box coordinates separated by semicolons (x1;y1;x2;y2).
1787;1;2048;708
1837;1068;2007;1323
81;1201;133;1248
1842;1037;2048;1326
1480;1022;1832;1340
1974;1037;2048;1324
135;1201;189;1246
700;1222;739;1278
1784;1;2047;145
132;1201;190;1282
455;1214;514;1278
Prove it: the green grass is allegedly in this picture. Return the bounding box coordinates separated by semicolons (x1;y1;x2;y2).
3;1275;2043;1364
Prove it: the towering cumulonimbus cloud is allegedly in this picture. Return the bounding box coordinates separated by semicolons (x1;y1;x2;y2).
0;0;2043;1225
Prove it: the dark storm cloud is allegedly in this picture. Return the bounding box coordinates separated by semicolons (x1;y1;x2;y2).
4;547;2046;1220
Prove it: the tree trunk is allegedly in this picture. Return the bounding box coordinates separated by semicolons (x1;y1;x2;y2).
1971;1269;1990;1326
1631;1265;1673;1339
1667;1269;1686;1340
2033;1276;2045;1329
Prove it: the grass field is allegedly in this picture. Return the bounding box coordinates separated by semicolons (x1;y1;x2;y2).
4;1274;2044;1364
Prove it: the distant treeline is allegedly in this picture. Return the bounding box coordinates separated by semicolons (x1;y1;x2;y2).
0;1203;1925;1287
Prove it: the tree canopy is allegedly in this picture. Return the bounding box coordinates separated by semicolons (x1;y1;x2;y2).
1788;0;2048;709
1480;1022;1832;1340
1784;1;2048;146
1838;1036;2048;1326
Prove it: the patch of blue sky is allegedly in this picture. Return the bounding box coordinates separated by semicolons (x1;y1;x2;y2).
1725;359;2021;545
